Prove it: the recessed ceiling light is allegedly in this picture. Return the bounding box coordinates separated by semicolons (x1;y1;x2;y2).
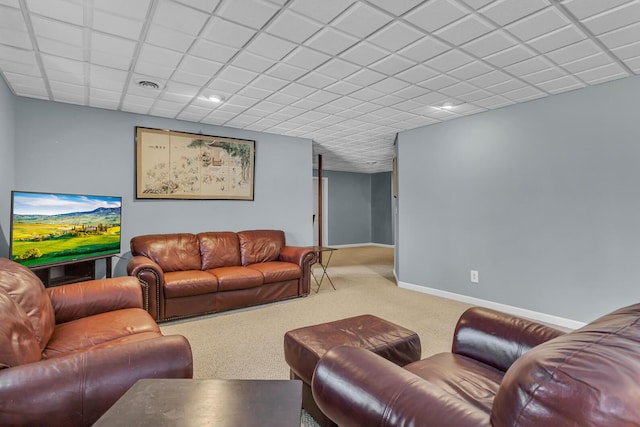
137;80;160;90
208;95;225;103
441;102;455;110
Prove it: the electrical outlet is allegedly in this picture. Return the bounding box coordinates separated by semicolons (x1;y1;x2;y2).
470;270;479;284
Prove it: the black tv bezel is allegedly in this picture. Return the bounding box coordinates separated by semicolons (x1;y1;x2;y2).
9;190;123;269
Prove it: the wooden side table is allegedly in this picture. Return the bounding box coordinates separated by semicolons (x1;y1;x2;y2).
94;379;303;427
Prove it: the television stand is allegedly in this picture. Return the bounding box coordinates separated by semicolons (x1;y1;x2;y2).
32;256;112;287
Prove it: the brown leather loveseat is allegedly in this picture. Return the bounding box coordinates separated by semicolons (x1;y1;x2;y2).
128;229;316;321
0;257;193;427
312;304;640;427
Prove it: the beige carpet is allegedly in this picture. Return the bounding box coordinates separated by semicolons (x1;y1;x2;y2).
160;246;473;424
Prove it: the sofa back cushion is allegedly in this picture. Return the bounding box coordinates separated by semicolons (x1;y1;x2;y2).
491;303;640;427
131;233;201;272
198;232;241;270
0;287;42;368
0;258;55;352
237;230;285;266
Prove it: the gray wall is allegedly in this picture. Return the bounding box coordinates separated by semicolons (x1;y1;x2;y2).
397;75;640;323
0;77;15;257
12;98;314;275
314;169;392;246
371;172;393;245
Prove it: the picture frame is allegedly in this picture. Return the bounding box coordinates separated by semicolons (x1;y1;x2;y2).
135;127;255;200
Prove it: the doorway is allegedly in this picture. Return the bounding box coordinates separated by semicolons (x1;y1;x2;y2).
312;177;328;246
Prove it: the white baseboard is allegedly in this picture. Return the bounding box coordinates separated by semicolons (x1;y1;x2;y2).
330;242;394;248
397;280;586;330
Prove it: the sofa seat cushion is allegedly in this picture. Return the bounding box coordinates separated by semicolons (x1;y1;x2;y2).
247;261;301;283
208;266;264;291
404;353;504;414
42;308;160;359
164;271;218;298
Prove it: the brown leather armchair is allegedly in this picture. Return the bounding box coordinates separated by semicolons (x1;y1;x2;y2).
0;257;193;427
312;304;640;427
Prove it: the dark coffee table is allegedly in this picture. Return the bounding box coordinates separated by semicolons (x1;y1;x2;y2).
94;379;303;427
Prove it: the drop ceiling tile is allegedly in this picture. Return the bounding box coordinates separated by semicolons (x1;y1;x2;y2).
505;7;569;41
339;41;389;66
484;44;535;67
0;58;40;76
545;39;601;65
404;0;467;32
479;0;548;26
624;55;640;71
456;88;492;102
177;106;211;122
93;0;151;19
246;33;297;60
216;0;280;29
369;77;409;94
217;65;258;84
459;0;494;9
461;30;517;57
31;16;83;45
282;46;331;70
439;81;478;97
486;78;527;94
582;1;640;35
0;0;20;5
521;66;567;85
0;11;32;49
426;50;474;72
146;25;196;52
434;14;495;46
502;85;545;102
179;54;224;76
598;22;640;50
26;0;83;25
369;54;415;75
535;75;585;94
419;74;460;90
172;69;213;86
264;62;308;80
472;94;514;108
90;65;127;91
227;94;261;107
190;39;238;62
91;32;137;57
315;58;360;79
174;0;221;13
448;60;494;80
153;1;210;36
289;0;354;24
201;17;256;48
307;90;342;103
395;64;439;84
37;38;84;60
297;71;336;89
266;9;322;43
41;54;83;74
305;27;359;55
562;52;614;73
331;2;392;38
574;62;629;84
90;51;132;70
344;68;386;86
138;44;184;69
251;74;289;92
562;0;632;19
324;80;361;95
350;87;385;101
90;97;120;110
278;82;316;98
612;40;640;60
49;80;84;98
504;56;553;76
368;22;424;51
398;36;450;62
527;25;586;53
93;10;144;40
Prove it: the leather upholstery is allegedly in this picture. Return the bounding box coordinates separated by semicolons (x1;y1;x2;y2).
0;257;193;427
128;229;316;321
311;305;640;427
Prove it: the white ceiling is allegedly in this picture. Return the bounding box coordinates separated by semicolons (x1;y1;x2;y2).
1;0;639;173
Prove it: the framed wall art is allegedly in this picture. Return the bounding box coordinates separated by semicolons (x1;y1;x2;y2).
136;127;255;200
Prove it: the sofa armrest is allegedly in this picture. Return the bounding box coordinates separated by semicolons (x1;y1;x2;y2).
0;334;192;426
127;255;165;321
47;276;143;324
452;307;566;372
312;345;490;427
279;246;316;295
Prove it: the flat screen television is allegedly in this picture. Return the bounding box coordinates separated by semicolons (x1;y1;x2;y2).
10;191;122;268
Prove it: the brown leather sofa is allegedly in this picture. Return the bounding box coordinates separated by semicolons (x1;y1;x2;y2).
0;257;193;427
128;229;316;322
312;304;640;427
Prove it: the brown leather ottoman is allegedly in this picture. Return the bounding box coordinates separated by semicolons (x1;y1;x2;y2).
284;314;422;427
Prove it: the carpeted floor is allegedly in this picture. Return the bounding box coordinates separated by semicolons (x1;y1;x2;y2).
160;245;473;426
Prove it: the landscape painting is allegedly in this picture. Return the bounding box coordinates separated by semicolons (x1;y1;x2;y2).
10;191;122;268
136;127;255;200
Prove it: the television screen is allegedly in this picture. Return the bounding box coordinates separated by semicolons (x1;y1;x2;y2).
10;191;122;268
